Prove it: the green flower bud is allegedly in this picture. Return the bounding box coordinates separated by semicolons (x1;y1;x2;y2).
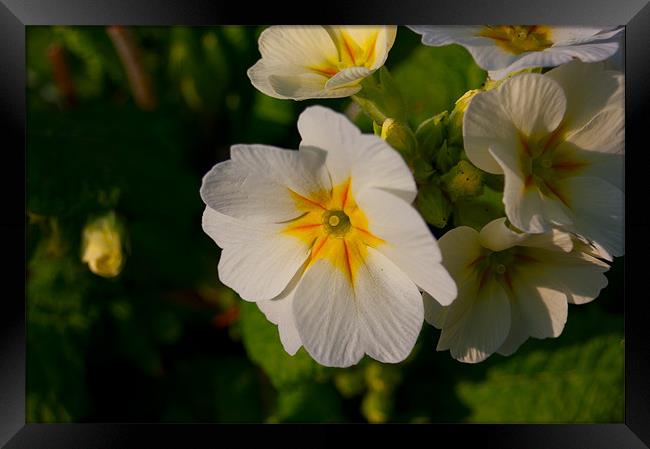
448;88;481;146
435;141;462;173
380;118;417;160
416;183;452;229
354;67;407;124
441;160;484;202
415;111;448;160
411;155;435;184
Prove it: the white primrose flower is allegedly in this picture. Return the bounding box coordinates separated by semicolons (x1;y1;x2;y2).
247;26;396;100
408;25;622;80
200;106;457;367
463;61;624;257
424;218;610;363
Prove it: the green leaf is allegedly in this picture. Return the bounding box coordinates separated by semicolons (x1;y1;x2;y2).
239;301;328;389
452;185;505;231
456;331;624;422
270;383;344;423
393;44;486;128
162;356;264;422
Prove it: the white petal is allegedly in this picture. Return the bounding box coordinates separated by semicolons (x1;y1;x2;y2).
550;27;621;44
512;278;568;340
297;105;358;185
527;248;609;305
463;88;519;175
231;144;331;199
562;108;624;156
478;217;528;252
573;235;613;262
350;134;417;202
291;260;363;367
545;61;624;132
496;303;529;356
297;106;416;202
368;26;397;70
200;159;295;223
292;248;423;367
325;66;372;89
561;176;624;257
408;26;518;71
500;73;566;139
202;206;281;248
247;59;344;100
268;71;361;100
357;188;457;305
218;232;309;302
408;26;484;47
557;107;624;192
257;26;339;68
423;292;448;328
488;42;618;80
437;278;511;363
488;146;549;233
257;269;304;355
496;277;568;355
438;226;483;282
518;228;574;253
200;145;329;223
354;247;424;363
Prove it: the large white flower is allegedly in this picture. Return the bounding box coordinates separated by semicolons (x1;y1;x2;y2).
408;25;622;80
200;106;456;367
424;218;610;363
247;26;396;100
463;61;624;257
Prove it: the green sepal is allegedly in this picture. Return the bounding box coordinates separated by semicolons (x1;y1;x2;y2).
353;67;407;124
416;182;453;229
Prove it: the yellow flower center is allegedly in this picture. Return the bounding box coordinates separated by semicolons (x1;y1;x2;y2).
308;28;381;79
283;178;384;284
478;26;553;55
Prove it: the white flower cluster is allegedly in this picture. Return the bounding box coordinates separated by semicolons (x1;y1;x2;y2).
201;25;624;366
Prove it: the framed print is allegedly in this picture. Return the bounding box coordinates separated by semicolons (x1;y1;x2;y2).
1;0;649;447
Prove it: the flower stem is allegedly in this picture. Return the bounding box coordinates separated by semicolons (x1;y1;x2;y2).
107;26;157;111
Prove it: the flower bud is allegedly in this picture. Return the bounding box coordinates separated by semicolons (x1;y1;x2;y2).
354;67;407;124
441;160;484;201
448;88;481;146
435;142;462;173
380;118;417;160
416;183;452;228
415;111;448;160
81;211;125;278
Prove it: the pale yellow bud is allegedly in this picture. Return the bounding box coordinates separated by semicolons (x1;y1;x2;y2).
380;118;417;159
81;212;124;278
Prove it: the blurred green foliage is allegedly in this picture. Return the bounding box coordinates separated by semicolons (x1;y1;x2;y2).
26;25;624;424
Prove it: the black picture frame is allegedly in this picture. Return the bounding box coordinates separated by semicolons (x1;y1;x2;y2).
2;0;649;447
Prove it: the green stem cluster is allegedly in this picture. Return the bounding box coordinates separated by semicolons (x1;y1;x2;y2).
352;68;505;231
